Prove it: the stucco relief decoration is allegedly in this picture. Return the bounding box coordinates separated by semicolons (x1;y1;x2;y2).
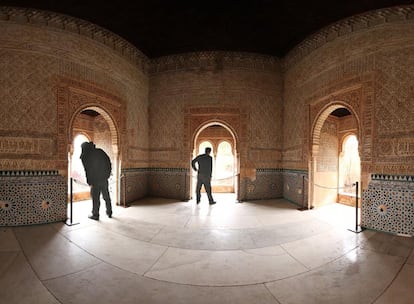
56;77;126;168
310;87;362;126
374;51;414;167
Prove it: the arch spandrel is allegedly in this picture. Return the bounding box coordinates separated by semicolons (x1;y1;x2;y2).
56;77;126;168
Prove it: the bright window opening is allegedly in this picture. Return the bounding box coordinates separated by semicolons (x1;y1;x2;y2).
71;134;90;194
339;135;360;195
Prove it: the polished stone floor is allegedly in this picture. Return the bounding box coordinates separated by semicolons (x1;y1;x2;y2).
1;194;414;304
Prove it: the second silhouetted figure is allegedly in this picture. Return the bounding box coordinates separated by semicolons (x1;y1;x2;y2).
191;147;216;205
80;141;112;220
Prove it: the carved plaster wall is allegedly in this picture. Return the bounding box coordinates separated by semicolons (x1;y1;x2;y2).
149;52;283;200
283;6;414;233
0;7;148;225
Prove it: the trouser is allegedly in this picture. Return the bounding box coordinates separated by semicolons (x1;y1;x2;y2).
91;180;112;216
196;174;214;203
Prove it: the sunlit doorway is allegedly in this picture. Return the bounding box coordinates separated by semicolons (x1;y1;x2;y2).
70;133;90;201
192;124;238;203
68;108;120;218
338;134;361;205
309;104;361;228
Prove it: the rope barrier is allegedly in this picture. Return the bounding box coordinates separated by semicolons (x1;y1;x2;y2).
313;183;356;190
65;178;79;226
71;177;117;186
191;173;238;182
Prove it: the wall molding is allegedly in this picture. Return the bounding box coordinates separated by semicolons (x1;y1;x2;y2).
283;5;414;70
0;6;149;71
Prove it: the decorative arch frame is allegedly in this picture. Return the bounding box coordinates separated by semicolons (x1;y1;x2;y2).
311;101;361;156
309;99;362;208
192;120;239;195
68;104;120;153
192;120;238;152
57;77;126;204
185;106;245;200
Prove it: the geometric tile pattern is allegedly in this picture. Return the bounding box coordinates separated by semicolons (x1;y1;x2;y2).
240;169;283;201
124;168;309;205
283;170;308;208
362;174;414;236
121;168;189;203
148;168;189;201
0;171;67;226
121;168;148;205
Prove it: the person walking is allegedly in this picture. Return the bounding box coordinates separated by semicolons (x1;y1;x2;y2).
191;147;216;205
80;141;112;220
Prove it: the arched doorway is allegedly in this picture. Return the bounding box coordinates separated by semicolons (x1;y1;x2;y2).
70;133;91;201
68;107;120;208
309;103;361;209
338;134;361;205
191;122;239;202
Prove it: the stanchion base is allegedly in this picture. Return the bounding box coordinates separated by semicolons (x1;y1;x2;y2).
297;206;314;211
65;219;80;226
348;226;365;233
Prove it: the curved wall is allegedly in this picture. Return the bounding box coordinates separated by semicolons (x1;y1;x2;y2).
2;5;413;235
148;52;283;200
0;7;149;225
282;6;414;234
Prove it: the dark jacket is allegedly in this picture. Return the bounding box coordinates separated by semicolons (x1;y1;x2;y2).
80;143;111;185
191;153;212;177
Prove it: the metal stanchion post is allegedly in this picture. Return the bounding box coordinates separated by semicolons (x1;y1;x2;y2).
298;175;312;211
348;181;364;233
122;174;129;208
236;173;242;203
65;178;79;226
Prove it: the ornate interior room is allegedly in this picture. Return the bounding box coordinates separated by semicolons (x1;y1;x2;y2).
1;1;414;303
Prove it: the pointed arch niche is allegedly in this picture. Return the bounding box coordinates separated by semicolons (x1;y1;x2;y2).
194;124;237;194
185;106;245;200
309;101;361;208
57;78;125;205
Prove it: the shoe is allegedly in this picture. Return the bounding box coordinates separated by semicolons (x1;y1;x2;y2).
107;211;112;218
196;201;200;205
88;214;99;221
209;201;216;205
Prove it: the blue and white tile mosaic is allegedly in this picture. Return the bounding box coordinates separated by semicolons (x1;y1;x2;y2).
240;169;283;201
148;168;189;200
121;168;148;204
283;170;308;207
0;171;67;226
362;174;414;236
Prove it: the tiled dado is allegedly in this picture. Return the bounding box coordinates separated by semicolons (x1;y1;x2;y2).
240;169;284;201
0;171;67;226
362;174;414;236
121;168;189;204
283;170;308;208
148;168;189;201
235;169;308;203
121;168;148;205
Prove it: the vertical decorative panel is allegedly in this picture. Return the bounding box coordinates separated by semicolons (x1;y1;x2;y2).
283;170;308;207
120;168;148;204
362;174;414;236
0;171;67;226
240;169;283;201
148;168;189;201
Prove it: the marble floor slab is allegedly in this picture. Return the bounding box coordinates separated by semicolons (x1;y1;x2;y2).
13;224;101;280
2;196;413;304
44;263;277;304
145;245;307;286
0;252;59;304
374;263;414;304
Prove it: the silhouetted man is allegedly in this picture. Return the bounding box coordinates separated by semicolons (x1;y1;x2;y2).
80;141;112;220
191;147;216;205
